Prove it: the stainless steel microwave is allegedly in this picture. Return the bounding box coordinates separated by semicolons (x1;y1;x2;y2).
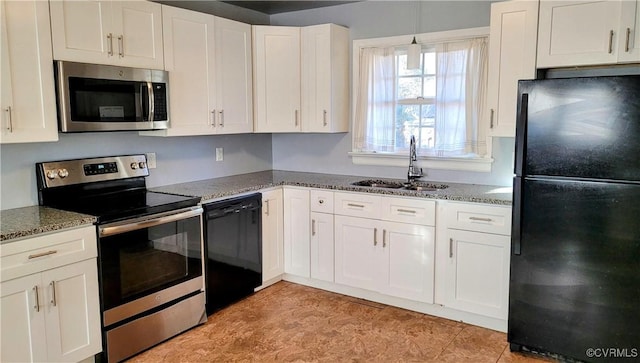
55;61;169;132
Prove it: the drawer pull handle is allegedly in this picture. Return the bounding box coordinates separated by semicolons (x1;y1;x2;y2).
28;250;58;259
397;208;416;214
469;216;493;222
50;281;57;307
33;286;40;312
347;203;365;208
373;228;378;246
318;199;324;204
449;238;454;258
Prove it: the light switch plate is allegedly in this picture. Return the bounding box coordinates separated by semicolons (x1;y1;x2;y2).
145;152;157;168
216;148;223;161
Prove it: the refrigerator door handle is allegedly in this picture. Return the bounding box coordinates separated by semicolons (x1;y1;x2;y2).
514;92;528;177
512;177;523;256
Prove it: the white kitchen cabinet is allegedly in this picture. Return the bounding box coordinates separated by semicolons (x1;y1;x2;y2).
253;24;349;133
310;212;334;282
283;188;310;277
141;7;253;137
0;0;58;144
436;202;511;320
301;24;349;133
486;0;538;137
0;226;101;363
213;16;254;134
49;0;164;69
253;26;301;133
262;188;284;283
334;192;436;303
537;0;640;67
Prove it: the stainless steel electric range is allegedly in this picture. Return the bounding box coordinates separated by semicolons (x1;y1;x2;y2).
36;155;206;362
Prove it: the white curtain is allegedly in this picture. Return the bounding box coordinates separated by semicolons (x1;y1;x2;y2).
353;47;396;152
434;37;488;157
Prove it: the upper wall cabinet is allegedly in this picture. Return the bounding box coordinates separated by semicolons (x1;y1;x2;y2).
141;6;253;137
486;0;539;137
49;0;164;69
0;0;58;144
253;24;349;133
537;0;640;68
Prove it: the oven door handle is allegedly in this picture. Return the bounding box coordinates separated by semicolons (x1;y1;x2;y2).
99;206;203;237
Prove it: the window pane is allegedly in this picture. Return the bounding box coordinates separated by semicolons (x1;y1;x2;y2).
398;53;422;76
424;52;436;75
395;104;420;149
398;77;422;99
423;76;436;98
420;105;436;149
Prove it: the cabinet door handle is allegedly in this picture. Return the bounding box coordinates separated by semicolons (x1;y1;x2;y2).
294;110;299;127
28;250;57;259
211;110;216;127
50;281;57;307
449;238;454;258
490;109;495;129
347;203;365;208
625;27;631;52
397;208;416;214
373;228;378;246
323;110;327;126
469;216;493;222
265;200;270;216
118;35;124;58
219;110;224;127
107;33;114;56
5;106;12;132
382;229;386;248
608;30;614;54
33;286;40;312
312;219;316;236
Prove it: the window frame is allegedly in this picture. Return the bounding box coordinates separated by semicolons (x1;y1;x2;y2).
351;27;493;172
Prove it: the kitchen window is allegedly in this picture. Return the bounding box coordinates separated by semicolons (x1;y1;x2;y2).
351;27;493;172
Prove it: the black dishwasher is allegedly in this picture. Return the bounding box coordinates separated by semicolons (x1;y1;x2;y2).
203;193;262;315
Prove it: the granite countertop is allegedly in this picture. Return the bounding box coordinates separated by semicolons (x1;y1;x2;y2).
0;206;97;243
152;170;513;206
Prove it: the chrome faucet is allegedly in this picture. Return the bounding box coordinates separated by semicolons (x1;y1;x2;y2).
407;135;423;183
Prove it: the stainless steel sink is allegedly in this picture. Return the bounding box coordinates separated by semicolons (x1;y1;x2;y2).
352;179;449;192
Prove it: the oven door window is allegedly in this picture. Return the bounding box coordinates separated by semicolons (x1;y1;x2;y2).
100;215;202;310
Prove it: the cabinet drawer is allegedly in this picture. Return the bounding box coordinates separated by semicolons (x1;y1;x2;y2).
0;226;97;282
445;202;511;235
310;189;334;213
381;197;436;226
334;192;381;219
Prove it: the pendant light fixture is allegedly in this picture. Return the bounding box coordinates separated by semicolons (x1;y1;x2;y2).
406;1;422;70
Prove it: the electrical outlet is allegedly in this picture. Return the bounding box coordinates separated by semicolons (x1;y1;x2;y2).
216;148;223;161
145;152;157;168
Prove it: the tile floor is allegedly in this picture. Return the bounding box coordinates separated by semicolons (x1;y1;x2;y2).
126;282;554;362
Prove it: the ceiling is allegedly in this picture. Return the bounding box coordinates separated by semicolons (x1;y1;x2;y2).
221;1;358;15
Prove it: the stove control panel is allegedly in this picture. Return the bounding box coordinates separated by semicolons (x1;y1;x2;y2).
37;155;149;188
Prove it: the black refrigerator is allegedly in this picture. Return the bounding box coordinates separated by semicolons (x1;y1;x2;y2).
509;75;640;362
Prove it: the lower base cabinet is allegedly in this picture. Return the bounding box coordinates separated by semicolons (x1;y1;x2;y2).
310;211;334;282
262;188;284;282
334;215;435;303
283;188;311;277
1;258;101;363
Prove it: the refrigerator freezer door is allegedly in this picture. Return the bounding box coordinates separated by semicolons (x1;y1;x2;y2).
516;76;640;181
509;177;640;361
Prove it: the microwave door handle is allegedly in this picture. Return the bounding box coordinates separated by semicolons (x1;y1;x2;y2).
147;82;154;124
140;83;147;120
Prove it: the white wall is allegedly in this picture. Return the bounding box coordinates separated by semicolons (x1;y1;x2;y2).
0;133;272;209
269;1;514;187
